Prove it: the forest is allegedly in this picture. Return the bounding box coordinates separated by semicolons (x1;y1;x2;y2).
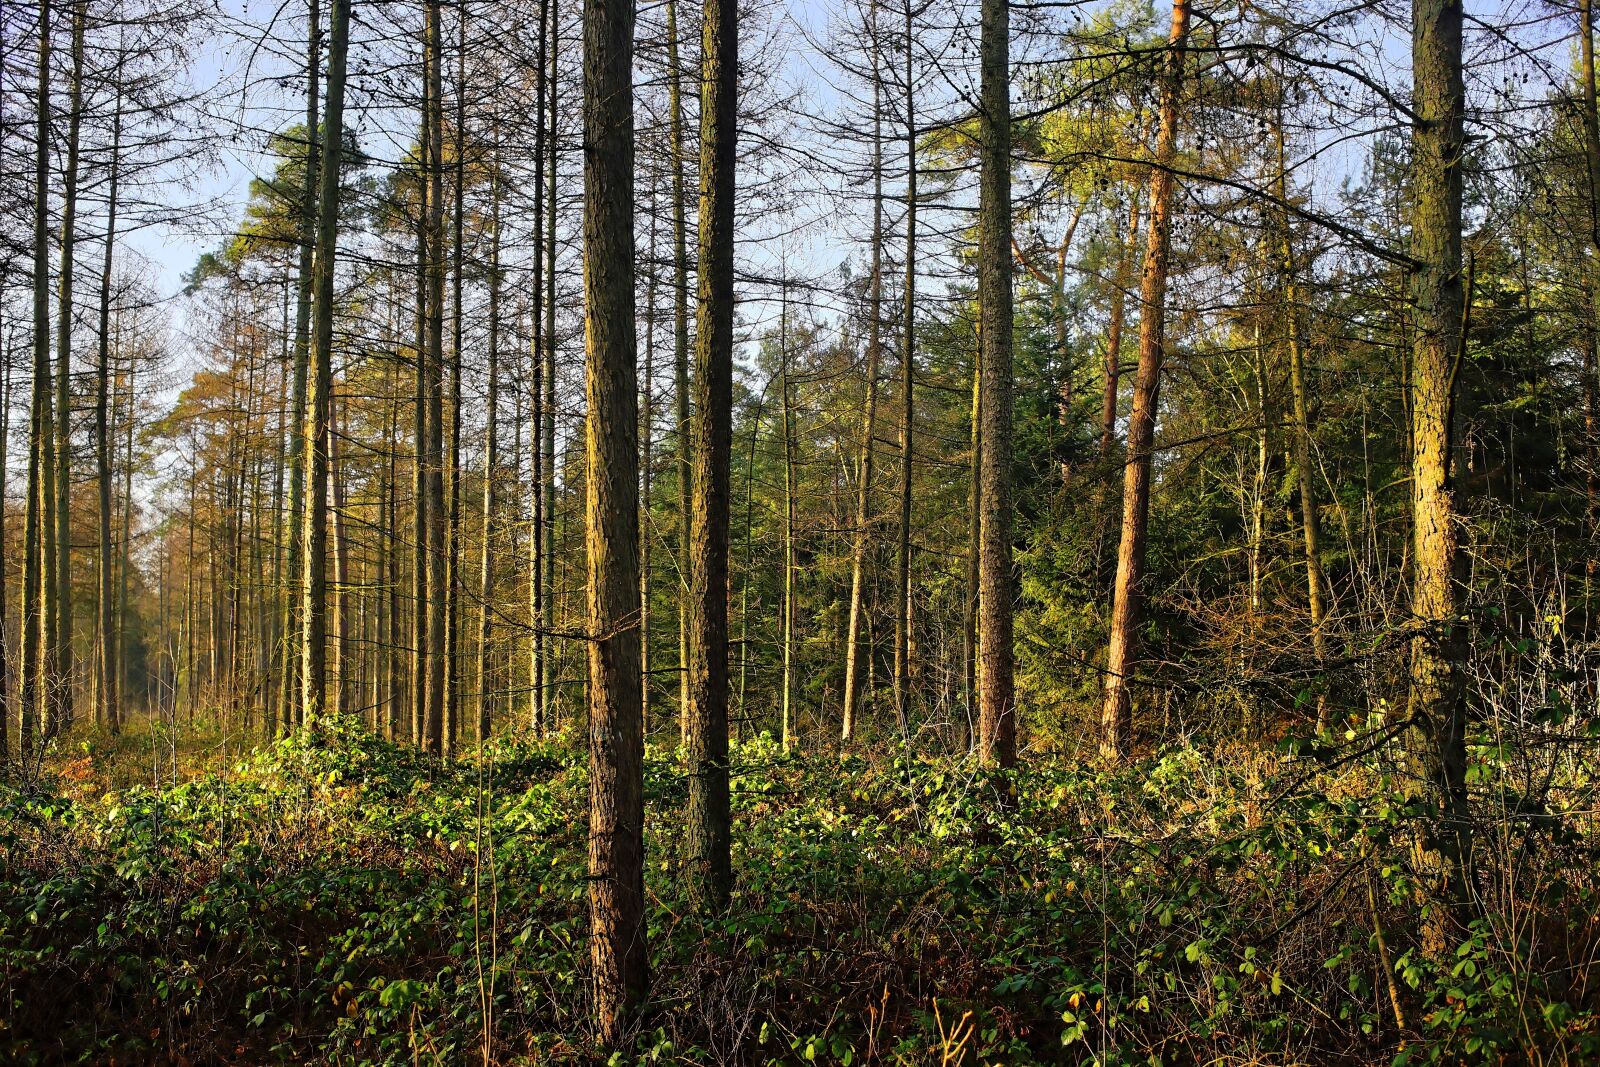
1;0;1598;1059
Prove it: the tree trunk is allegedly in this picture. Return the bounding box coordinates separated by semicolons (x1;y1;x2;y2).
893;0;916;735
443;9;467;755
582;0;648;1037
1101;0;1189;760
975;0;1015;768
1580;0;1600;553
842;62;884;744
49;0;86;738
668;0;693;740
298;0;351;724
478;151;502;744
641;193;659;733
1406;0;1470;953
280;0;320;733
95;62;125;735
420;0;449;754
1275;115;1328;730
541;3;559;732
779;287;796;752
23;0;53;758
686;0;737;912
528;0;548;732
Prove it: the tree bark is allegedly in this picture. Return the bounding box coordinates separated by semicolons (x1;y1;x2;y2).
582;0;648;1037
975;0;1016;768
668;0;693;740
478;150;502;743
842;60;884;744
49;0;86;738
421;0;449;753
1101;0;1189;760
23;0;53;758
893;0;916;735
1406;0;1470;953
298;0;351;724
280;0;320;733
1275;115;1328;730
95;61;125;736
686;0;737;912
779;287;796;752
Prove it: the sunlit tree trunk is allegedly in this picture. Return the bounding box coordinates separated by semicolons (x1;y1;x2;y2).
1101;0;1189;760
779;287;796;752
95;62;126;736
582;0;648;1037
975;0;1015;768
48;0;86;738
281;0;320;734
541;3;559;732
23;0;53;758
298;0;351;724
686;0;737;912
529;0;548;731
1406;0;1470;954
1275;114;1328;730
478;151;502;743
443;10;467;755
893;0;916;735
842;62;884;744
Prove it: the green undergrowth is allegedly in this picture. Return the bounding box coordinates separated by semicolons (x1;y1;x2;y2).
4;719;1599;1064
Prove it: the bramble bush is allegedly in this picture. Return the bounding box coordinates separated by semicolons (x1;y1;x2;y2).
4;715;1600;1064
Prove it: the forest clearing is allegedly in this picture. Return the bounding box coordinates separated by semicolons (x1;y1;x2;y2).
2;0;1600;1059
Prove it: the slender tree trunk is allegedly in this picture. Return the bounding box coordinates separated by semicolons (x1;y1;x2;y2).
443;8;467;755
665;0;691;742
842;58;884;745
23;0;53;758
1579;0;1600;551
418;0;449;754
280;0;320;733
893;0;916;735
329;395;353;715
641;193;659;733
583;0;648;1037
117;365;133;722
1101;0;1189;760
478;154;502;743
668;0;693;740
529;0;549;731
1406;0;1470;954
964;360;980;748
1275;115;1328;729
975;0;1015;768
412;215;429;743
384;361;401;738
298;0;352;724
542;5;559;732
686;0;737;912
779;287;796;752
48;0;86;737
95;65;125;735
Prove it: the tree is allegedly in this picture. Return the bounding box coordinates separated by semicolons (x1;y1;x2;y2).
298;0;352;723
582;0;648;1038
23;0;53;759
975;0;1015;768
686;0;737;911
1101;0;1191;760
1405;0;1469;952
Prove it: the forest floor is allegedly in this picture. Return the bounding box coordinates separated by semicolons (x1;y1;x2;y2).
4;712;1599;1065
